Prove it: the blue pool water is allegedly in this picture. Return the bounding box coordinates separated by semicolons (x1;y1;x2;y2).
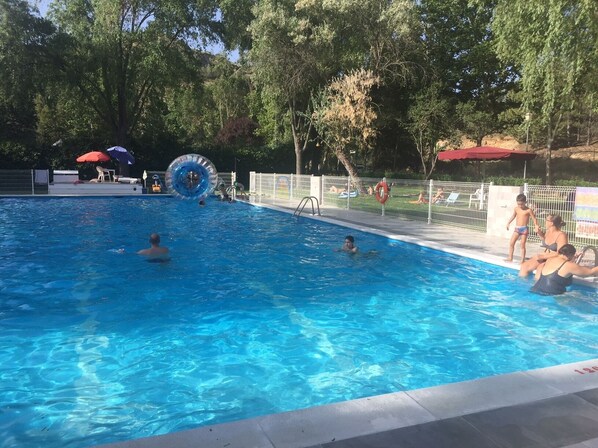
0;197;597;447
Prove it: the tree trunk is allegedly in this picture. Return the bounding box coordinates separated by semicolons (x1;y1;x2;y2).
545;134;552;186
334;148;365;193
294;135;303;175
588;102;593;146
545;112;562;186
289;102;303;175
116;86;130;176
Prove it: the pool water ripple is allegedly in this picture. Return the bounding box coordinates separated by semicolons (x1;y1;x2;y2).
0;197;597;447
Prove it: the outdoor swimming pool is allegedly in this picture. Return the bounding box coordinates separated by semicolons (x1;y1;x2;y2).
1;197;597;447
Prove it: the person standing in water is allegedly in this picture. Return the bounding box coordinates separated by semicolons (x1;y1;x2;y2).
137;233;170;261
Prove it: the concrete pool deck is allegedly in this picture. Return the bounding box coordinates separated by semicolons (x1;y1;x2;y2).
99;197;598;448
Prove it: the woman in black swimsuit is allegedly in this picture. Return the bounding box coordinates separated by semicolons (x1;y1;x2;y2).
531;244;598;295
519;215;568;277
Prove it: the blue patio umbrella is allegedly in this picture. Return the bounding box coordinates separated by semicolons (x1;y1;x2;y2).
106;146;135;165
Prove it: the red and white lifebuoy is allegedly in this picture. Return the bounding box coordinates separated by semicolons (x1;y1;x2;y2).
375;180;389;204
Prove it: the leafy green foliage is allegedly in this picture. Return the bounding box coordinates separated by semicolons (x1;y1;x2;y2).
488;0;598;183
405;83;453;179
0;0;597;184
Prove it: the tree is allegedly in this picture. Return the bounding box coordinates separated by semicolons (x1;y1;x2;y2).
310;69;380;190
488;0;598;184
406;83;453;179
0;0;54;166
249;0;333;175
215;116;258;146
419;0;515;145
249;0;420;175
40;0;222;173
456;102;497;147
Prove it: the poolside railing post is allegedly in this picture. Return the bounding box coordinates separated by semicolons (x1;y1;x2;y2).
290;174;294;201
427;180;433;224
259;173;263;203
31;169;34;195
381;176;386;216
346;176;350;210
480;181;485;210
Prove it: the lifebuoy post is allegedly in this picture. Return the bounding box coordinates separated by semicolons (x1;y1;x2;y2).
375;177;389;216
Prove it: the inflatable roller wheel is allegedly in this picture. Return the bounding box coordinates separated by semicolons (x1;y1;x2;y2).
165;154;218;200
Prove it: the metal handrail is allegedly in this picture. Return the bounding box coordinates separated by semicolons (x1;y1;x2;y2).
293;196;321;217
575;246;598;267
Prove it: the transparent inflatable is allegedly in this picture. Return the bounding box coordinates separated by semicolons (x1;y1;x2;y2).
165;154;218;200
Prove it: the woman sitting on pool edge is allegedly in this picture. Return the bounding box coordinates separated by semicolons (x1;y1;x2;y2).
530;244;598;295
519;214;568;277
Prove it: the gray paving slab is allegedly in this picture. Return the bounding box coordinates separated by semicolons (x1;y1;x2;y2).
576;388;598;406
317;417;502;448
463;394;598;448
256;392;436;448
405;371;563;420
567;438;598;448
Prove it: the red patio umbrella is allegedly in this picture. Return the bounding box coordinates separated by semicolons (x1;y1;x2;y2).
76;151;110;163
438;146;536;178
437;146;536;161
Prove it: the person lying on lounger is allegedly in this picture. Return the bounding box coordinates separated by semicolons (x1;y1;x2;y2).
431;187;445;203
329;185;346;194
409;191;428;204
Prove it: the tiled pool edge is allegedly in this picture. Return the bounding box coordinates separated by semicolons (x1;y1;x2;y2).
96;359;598;448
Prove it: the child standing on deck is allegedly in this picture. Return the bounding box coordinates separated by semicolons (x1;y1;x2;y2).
506;193;540;263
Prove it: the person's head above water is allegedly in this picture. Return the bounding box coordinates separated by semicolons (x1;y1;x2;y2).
558;244;576;260
149;233;161;246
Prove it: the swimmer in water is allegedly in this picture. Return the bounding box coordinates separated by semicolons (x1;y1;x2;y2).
137;233;170;261
340;235;358;253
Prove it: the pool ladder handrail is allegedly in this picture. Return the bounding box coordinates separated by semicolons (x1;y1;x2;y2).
575;245;598;267
294;196;321;217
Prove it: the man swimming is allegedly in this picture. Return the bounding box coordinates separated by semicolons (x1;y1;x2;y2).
137;233;170;261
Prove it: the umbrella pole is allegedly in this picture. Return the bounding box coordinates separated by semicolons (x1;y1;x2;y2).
523;161;527;179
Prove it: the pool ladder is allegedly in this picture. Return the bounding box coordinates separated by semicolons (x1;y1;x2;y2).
575;246;598;267
294;196;321;217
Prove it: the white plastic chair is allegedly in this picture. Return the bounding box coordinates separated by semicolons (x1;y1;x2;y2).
96;166;111;182
468;189;486;209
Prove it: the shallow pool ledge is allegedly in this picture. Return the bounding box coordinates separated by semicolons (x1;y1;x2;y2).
96;358;598;448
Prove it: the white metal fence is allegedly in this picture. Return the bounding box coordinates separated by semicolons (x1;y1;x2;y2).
250;172;598;250
249;173;313;201
252;173;490;232
524;184;596;249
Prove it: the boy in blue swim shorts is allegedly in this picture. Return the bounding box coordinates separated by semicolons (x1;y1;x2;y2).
506;193;540;262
